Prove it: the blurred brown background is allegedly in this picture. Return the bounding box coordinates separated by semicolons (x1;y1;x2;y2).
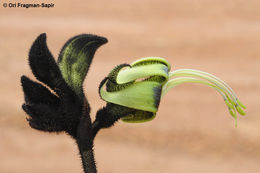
0;0;260;172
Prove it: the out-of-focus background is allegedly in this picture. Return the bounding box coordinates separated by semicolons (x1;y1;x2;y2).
0;0;260;172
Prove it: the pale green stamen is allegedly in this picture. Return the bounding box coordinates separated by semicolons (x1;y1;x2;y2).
169;70;238;109
161;76;240;126
164;69;246;125
169;69;246;109
162;77;225;98
169;70;236;102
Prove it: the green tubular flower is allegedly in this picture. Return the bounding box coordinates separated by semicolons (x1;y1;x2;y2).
99;57;246;125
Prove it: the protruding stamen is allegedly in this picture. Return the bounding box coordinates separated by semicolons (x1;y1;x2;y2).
162;77;226;99
235;105;246;116
162;77;235;116
169;70;236;102
168;69;247;117
162;70;246;124
237;99;246;109
172;69;239;99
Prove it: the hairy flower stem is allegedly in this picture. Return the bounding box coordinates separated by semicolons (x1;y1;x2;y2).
92;103;137;138
76;99;97;173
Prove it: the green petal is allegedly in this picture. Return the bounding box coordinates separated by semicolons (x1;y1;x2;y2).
100;80;162;113
121;111;156;123
107;64;131;84
131;57;171;71
58;34;107;98
116;64;169;84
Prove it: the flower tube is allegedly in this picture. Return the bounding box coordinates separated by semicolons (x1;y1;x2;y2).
99;57;246;125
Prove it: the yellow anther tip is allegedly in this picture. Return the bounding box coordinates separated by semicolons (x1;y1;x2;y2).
237;99;246;109
236;106;246;116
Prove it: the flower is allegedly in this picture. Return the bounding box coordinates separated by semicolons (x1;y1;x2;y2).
99;57;246;126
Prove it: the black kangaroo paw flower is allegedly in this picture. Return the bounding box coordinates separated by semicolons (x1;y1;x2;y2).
21;75;59;105
28;33;68;96
22;103;63;132
22;33;108;173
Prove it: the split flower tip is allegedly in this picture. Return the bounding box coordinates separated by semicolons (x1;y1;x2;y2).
99;57;246;124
